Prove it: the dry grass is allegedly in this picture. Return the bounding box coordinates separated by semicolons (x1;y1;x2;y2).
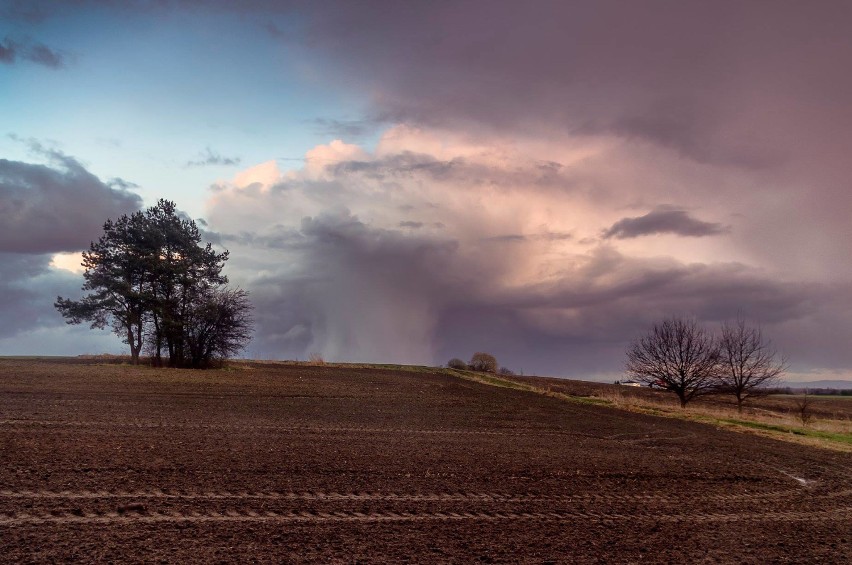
599;388;852;436
306;353;324;365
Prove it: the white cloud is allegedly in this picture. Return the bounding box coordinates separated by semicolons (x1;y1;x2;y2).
232;160;281;190
50;252;85;274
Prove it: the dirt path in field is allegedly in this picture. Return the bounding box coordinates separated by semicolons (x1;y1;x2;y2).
1;358;850;563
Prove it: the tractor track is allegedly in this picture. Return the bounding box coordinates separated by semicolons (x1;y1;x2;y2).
2;487;836;504
0;418;710;443
0;418;602;439
3;485;849;511
1;506;849;526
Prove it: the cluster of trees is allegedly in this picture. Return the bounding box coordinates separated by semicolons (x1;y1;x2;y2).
626;316;786;410
447;352;516;375
55;200;252;368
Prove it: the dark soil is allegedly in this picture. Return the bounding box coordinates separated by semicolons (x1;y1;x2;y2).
1;358;849;563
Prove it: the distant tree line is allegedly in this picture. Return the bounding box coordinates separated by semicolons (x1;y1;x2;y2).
626;316;787;410
771;387;852;396
56;200;253;368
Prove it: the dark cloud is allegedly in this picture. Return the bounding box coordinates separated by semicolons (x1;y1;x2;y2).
326;152;572;190
296;1;852;161
0;37;14;63
311;118;380;139
433;246;837;376
0;36;65;68
241;210;462;364
185;147;241;168
220;228;304;251
228;212;836;376
0;250;123;354
326;153;457;180
0;144;142;253
487;232;573;243
0;253;82;338
603;208;728;239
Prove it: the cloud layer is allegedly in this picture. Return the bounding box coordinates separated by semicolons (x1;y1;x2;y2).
204;127;852;377
290;1;852;280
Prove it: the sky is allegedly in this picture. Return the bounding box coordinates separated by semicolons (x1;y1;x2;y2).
2;0;851;382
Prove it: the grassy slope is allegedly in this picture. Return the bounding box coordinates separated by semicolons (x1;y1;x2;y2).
439;367;852;452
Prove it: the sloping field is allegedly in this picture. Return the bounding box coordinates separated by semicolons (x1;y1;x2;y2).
1;358;849;563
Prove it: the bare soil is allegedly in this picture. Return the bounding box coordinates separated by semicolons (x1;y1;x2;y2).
1;358;850;563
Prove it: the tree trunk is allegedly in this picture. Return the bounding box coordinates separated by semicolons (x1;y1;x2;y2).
152;314;163;367
127;327;140;365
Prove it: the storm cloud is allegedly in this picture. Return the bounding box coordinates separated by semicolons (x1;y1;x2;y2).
0;141;142;352
0;250;120;355
0;146;142;253
0;253;82;338
603;208;727;239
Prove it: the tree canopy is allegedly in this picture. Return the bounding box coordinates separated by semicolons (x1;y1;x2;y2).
469;352;498;373
625;316;786;409
625;317;720;407
56;200;252;368
718;317;786;411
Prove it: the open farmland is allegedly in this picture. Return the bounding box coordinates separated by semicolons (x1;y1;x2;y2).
1;358;850;563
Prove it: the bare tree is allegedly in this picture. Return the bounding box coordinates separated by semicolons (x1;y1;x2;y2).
718;317;786;412
182;287;253;368
626;317;720;408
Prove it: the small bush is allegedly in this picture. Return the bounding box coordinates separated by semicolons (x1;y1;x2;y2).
795;395;814;426
498;366;515;376
469;352;498;373
447;358;468;370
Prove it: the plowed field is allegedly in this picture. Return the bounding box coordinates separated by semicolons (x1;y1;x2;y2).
1;359;849;563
